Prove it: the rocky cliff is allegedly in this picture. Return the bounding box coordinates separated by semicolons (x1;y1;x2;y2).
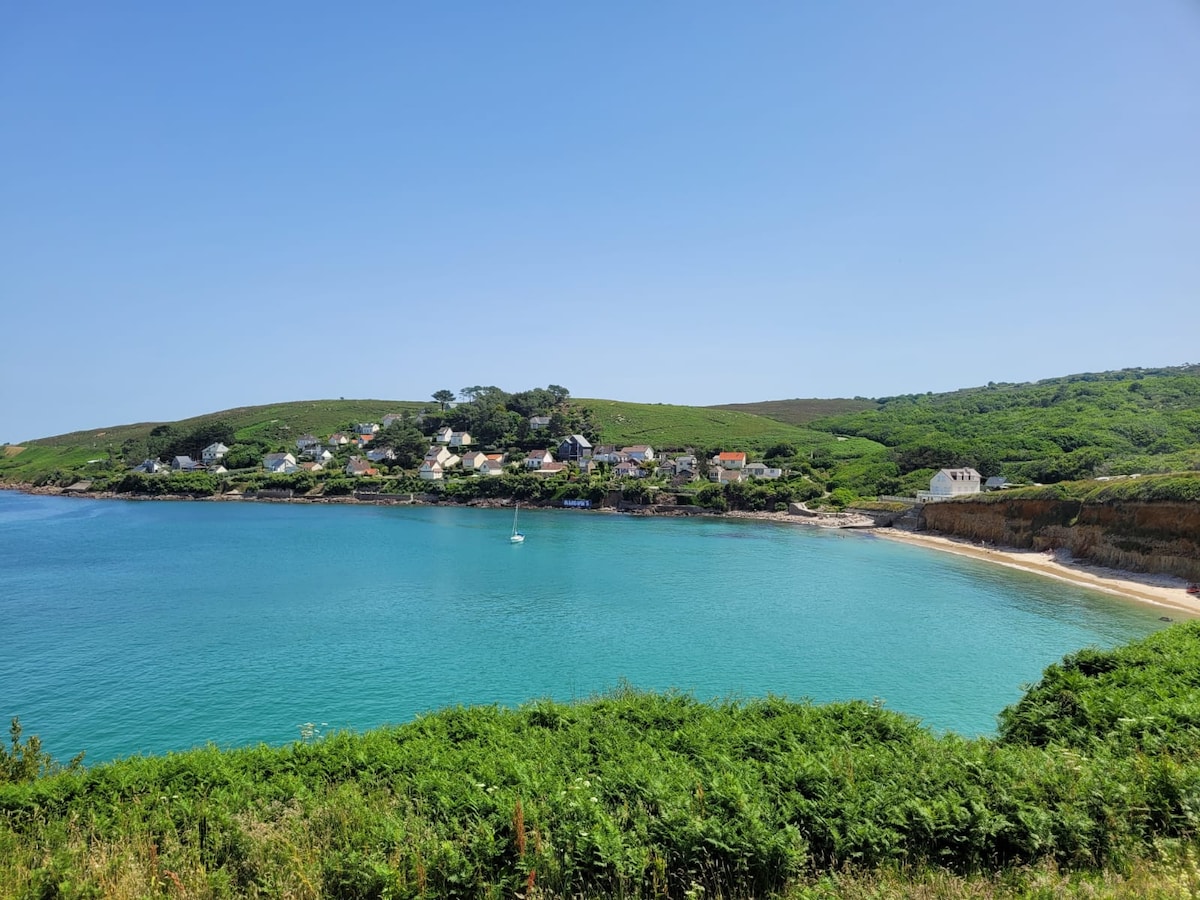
921;498;1200;582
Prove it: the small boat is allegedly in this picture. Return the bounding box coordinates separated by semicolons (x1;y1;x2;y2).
1187;583;1199;595
509;503;525;543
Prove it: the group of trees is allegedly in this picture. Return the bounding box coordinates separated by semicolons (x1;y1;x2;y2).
420;384;596;451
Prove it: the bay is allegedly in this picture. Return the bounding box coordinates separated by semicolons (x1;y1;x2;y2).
0;491;1169;763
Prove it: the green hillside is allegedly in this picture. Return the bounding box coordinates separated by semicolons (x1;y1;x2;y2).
4;365;1199;500
582;398;881;457
709;397;879;425
808;365;1200;493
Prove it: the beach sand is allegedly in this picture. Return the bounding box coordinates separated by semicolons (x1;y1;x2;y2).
719;507;1200;617
873;529;1199;617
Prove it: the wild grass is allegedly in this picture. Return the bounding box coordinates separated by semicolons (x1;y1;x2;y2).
6;624;1200;897
582;398;884;457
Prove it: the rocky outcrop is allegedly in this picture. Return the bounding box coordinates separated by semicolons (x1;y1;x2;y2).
922;498;1200;582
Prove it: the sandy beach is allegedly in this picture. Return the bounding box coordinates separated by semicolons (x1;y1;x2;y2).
873;529;1200;617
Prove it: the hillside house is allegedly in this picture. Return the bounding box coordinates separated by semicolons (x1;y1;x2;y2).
419;460;445;481
558;435;593;461
592;446;624;464
535;462;568;476
263;452;298;474
918;467;982;502
299;461;324;473
434;426;454;444
461;451;488;471
449;431;472;448
744;462;782;479
328;433;350;446
714;451;747;470
201;442;229;465
614;461;645;478
366;448;395;463
354;423;379;435
295;434;321;452
711;467;744;484
134;459;164;474
381;414;405;428
622;445;655;462
425;445;452;465
480;458;505;476
529;415;551;431
172;455;202;471
345;457;378;477
525;449;554;470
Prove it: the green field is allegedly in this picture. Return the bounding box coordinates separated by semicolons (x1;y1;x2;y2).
708;397;880;426
582;398;882;457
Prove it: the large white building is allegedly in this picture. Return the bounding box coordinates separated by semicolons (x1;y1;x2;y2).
917;467;982;502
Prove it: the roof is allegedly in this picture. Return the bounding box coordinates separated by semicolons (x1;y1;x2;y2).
939;467;982;480
718;452;747;461
563;434;593;447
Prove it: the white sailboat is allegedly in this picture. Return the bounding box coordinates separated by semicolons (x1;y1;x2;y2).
509;503;525;543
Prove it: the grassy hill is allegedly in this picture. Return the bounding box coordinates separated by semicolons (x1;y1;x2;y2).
708;397;879;426
4;365;1199;498
581;398;882;457
807;365;1200;487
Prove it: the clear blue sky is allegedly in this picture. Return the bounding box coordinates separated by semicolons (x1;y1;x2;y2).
3;2;1198;442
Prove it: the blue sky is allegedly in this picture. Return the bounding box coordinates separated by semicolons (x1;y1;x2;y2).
2;2;1198;442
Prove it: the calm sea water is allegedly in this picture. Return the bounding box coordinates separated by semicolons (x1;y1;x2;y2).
0;491;1172;763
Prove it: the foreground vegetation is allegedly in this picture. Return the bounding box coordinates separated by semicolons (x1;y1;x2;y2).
5;624;1200;898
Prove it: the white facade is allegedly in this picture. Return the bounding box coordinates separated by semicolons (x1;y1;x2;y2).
918;467;982;502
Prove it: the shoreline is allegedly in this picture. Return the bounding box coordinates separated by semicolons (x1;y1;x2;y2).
871;528;1200;617
8;483;1198;616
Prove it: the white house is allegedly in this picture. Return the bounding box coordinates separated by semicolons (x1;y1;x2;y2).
134;458;164;474
298;461;324;473
263;452;298;474
621;445;655;462
328;432;351;446
419;460;444;481
744;462;782;479
711;466;744;484
434;426;454;444
449;431;472;448
918;467;982;502
295;434;321;452
529;415;551;431
172;455;201;471
366;448;395;463
535;462;568;476
201;442;229;465
354;423;379;435
525;449;554;470
480;459;505;476
382;413;406;428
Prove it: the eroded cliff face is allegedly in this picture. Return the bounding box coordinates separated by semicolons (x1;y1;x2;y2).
921;499;1200;582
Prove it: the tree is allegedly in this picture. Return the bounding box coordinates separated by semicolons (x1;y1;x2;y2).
433;390;456;411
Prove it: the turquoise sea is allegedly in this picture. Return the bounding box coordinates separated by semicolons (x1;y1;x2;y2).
0;491;1173;764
